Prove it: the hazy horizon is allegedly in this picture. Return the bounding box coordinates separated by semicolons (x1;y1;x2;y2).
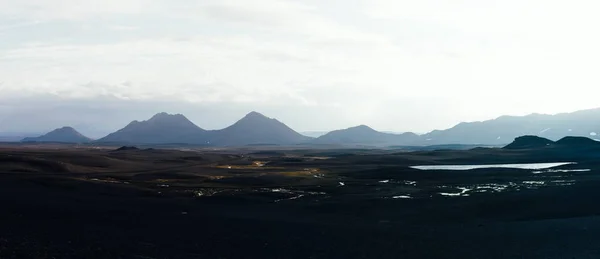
4;106;600;139
2;1;600;136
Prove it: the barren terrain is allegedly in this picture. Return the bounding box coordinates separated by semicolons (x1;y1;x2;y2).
2;144;600;258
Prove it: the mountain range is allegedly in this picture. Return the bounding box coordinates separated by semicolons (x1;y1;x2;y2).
16;107;600;146
421;109;600;145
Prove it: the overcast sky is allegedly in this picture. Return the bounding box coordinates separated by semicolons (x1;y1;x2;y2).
1;0;600;137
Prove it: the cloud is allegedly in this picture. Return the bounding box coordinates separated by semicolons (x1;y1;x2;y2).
0;0;156;20
1;0;600;134
0;20;44;32
0;33;406;104
108;25;138;31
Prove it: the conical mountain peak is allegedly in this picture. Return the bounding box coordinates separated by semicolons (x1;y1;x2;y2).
56;126;77;132
230;112;279;128
210;111;311;146
241;111;270;121
22;126;92;143
148;112;185;121
97;113;207;144
348;125;376;131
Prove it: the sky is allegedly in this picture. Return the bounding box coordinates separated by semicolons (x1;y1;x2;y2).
1;0;600;137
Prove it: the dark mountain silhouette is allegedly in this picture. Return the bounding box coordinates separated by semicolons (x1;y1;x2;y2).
114;146;140;151
422;108;600;145
504;135;600;150
209;112;312;146
0;132;42;142
21;127;92;143
314;125;420;146
556;136;600;147
96;113;209;144
503;136;554;150
25;107;600;146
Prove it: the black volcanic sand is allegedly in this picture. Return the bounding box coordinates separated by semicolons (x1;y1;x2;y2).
2;146;600;258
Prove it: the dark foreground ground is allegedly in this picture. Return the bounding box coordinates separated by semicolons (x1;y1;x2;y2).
2;145;600;258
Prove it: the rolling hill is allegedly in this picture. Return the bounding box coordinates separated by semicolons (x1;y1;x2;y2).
21;127;92;143
314;125;420;146
504;135;600;150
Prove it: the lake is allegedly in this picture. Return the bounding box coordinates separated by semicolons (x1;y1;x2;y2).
411;162;575;171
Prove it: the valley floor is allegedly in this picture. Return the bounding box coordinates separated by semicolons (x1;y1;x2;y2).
2;145;600;258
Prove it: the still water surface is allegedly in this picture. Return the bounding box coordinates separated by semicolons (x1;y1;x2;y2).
411;162;574;171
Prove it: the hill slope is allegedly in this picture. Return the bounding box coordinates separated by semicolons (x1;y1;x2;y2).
97;113;208;144
209;112;312;146
555;136;600;147
314;125;420;146
22;127;92;143
504;135;600;150
503;136;554;150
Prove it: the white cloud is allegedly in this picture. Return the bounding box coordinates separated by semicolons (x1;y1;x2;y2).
1;0;600;133
0;20;44;32
108;25;138;31
0;0;156;20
